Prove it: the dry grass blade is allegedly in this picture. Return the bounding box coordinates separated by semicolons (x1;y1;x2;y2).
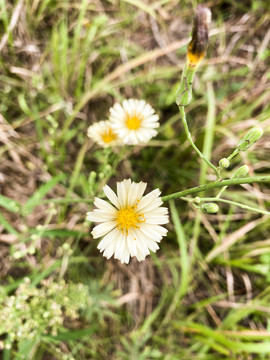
0;0;24;52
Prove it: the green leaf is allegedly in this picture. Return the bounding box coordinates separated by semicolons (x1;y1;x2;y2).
0;195;20;213
43;327;97;341
22;174;66;215
15;338;40;360
0;212;19;235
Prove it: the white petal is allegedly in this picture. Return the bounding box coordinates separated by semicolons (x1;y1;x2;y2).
92;221;116;238
144;237;159;252
94;198;116;214
139;231;160;252
143;114;159;124
127;229;138;256
144;207;168;216
136;182;147;200
136;189;161;212
121;246;131;264
86;210;115;223
114;234;127;262
103;239;118;259
97;228;120;252
136;248;146;262
140;198;163;213
117;179;130;208
139;223;168;240
145;215;169;225
134;230;150;257
127;181;144;207
103;185;120;209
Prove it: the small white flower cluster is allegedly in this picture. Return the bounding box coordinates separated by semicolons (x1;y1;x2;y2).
87;99;159;147
0;277;88;341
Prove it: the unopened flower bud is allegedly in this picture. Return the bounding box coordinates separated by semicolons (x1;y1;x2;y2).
201;202;219;214
219;158;230;169
194;196;201;204
232;165;249;178
237;127;263;152
88;171;96;184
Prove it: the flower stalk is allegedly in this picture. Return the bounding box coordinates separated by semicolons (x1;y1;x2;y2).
179;105;220;178
161;175;270;202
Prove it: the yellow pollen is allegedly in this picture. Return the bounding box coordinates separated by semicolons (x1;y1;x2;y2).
125;113;142;130
116;205;145;235
101;128;117;144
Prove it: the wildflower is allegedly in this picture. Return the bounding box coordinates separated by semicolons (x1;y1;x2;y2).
109;99;159;145
87;179;169;264
87;120;119;147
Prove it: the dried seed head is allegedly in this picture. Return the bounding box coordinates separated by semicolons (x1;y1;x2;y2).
187;5;211;67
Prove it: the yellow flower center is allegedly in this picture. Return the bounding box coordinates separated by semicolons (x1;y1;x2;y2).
101;128;117;144
116;205;145;235
125;113;142;130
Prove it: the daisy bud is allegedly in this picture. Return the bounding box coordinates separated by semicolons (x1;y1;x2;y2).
201;202;219;214
219;158;230;169
88;171;96;184
194;196;201;204
232;165;249;178
237;127;263;152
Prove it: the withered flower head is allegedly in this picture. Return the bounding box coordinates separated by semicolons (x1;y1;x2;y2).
187;5;211;66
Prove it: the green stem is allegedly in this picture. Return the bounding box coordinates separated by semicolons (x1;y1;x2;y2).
98;146;127;193
161;176;270;202
216;185;226;199
42;198;93;204
227;148;239;161
200;197;270;216
199;82;217;187
179;105;219;179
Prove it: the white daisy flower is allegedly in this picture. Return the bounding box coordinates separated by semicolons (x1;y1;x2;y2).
109;99;160;145
87;120;119;147
87;179;169;264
